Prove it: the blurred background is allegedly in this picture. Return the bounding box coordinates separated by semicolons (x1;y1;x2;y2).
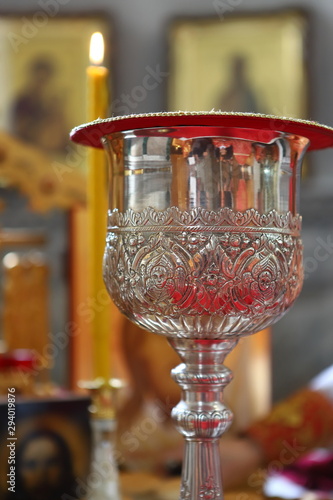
0;0;333;498
1;1;333;494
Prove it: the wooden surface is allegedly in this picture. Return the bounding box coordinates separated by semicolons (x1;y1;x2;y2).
120;472;265;500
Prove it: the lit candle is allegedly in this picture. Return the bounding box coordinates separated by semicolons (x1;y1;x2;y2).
88;32;109;120
87;32;110;380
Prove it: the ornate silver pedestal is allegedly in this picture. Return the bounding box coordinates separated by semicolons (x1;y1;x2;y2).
71;111;333;499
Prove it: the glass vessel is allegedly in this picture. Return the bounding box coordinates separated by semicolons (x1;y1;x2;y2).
71;111;333;499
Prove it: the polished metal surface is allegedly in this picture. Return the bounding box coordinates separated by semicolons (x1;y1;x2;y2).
102;126;308;499
103;128;308;214
104;206;302;339
170;338;236;499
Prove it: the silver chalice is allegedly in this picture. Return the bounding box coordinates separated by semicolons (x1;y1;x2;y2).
71;111;333;499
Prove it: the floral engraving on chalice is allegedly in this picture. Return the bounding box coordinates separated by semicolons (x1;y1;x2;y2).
199;476;222;499
104;206;303;337
179;476;222;500
131;233;194;315
180;482;191;500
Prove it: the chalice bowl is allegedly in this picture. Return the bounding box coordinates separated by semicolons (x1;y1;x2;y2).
71;112;333;499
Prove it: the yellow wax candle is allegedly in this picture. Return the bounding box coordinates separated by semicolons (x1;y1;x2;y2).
87;32;110;380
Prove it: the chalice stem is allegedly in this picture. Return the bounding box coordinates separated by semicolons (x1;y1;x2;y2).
182;440;223;499
170;338;238;499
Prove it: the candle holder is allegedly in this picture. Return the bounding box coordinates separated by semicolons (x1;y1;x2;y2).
79;378;124;500
71;111;333;499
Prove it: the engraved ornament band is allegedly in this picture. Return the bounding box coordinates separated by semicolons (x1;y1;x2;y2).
104;207;303;339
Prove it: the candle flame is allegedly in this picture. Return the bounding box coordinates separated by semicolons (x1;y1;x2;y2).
90;32;104;65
